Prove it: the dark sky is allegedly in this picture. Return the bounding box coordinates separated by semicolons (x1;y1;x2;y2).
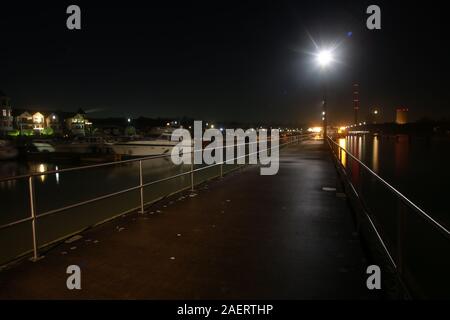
1;1;449;125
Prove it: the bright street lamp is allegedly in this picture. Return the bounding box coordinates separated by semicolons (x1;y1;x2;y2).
316;49;334;140
316;50;333;68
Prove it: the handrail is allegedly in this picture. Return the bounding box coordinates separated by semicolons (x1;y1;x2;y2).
0;135;304;183
0;133;310;264
327;136;450;238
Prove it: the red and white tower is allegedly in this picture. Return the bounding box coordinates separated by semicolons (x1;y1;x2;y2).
353;83;360;125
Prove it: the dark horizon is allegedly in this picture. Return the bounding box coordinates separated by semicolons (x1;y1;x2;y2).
1;1;450;125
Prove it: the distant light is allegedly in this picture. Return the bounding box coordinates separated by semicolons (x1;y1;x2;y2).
127;118;131;123
322;111;326;115
307;127;322;133
52;115;56;120
210;124;214;129
166;122;170;126
206;122;209;126
359;122;362;126
338;126;347;134
220;128;224;132
363;122;366;125
374;110;379;115
322;117;325;121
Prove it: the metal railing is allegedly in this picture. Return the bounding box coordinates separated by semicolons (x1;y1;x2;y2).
0;134;310;266
327;136;450;298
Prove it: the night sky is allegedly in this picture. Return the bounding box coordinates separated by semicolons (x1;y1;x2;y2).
1;0;449;125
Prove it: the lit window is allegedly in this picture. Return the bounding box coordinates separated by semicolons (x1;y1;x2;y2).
2;110;6;117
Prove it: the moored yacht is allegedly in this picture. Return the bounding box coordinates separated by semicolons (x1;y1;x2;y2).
110;130;189;157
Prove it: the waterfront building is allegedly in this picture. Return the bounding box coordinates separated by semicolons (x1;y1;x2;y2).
32;112;45;132
15;111;48;134
0;91;14;135
65;109;92;136
15;111;34;133
45;113;62;133
396;107;408;124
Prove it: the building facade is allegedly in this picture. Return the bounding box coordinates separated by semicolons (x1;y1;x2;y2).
0;91;14;134
65;111;92;136
396;108;408;124
45;113;62;133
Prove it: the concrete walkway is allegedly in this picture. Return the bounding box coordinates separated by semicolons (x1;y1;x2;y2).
0;140;377;299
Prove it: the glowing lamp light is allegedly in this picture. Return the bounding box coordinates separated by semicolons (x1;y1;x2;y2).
316;50;333;67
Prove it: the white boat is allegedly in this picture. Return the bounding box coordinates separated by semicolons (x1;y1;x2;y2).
110;132;189;157
32;140;56;153
0;140;19;160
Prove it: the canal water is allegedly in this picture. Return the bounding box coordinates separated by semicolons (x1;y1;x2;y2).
335;134;450;298
338;134;450;228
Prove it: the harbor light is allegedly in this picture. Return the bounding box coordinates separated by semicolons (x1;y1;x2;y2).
307;127;322;133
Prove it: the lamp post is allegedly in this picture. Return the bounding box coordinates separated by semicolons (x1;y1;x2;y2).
316;49;333;140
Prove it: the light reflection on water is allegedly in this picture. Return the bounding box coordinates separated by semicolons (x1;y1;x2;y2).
337;134;449;227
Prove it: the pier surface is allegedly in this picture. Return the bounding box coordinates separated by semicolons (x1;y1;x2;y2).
0;140;376;299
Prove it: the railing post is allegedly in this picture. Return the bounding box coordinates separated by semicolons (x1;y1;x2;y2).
138;160;147;214
190;143;195;191
28;176;40;262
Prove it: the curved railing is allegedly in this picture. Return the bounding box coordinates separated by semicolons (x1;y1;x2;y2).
327;136;450;298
